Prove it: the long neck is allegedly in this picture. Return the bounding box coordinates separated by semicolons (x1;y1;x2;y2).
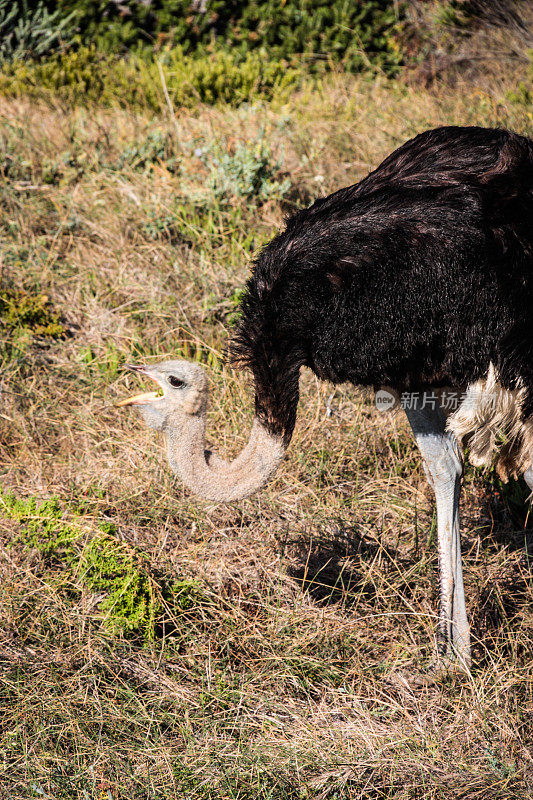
164;411;287;502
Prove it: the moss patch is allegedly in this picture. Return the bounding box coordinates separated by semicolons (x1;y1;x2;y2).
1;492;204;644
0;289;63;338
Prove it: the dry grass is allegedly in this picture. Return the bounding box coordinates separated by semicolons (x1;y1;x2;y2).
0;73;532;799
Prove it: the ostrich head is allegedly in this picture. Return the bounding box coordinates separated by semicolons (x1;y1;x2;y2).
117;361;208;431
117;359;289;502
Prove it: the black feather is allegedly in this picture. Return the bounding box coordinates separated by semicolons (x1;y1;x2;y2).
231;126;533;441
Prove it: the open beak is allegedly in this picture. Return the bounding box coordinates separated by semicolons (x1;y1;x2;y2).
116;364;163;407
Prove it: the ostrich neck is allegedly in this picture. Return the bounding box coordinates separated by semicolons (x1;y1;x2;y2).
164;411;286;502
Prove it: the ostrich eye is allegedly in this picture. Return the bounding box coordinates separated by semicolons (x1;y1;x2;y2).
168;375;185;388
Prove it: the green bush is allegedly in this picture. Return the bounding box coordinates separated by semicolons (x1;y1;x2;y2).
0;45;301;109
117;128;180;172
0;0;76;61
0;288;64;363
0;1;405;108
0;289;63;338
0;46;113;104
165;47;301;105
55;0;404;73
0;122;32;181
205;138;291;203
1;491;205;643
55;0;159;55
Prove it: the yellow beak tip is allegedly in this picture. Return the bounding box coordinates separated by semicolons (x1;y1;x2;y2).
116;391;161;407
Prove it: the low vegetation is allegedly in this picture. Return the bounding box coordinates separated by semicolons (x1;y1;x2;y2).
0;27;532;800
0;45;305;109
0;0;404;69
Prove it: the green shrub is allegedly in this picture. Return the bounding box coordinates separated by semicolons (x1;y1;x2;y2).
0;45;160;107
0;289;63;338
0;45;301;109
117;128;180;172
0;0;76;61
55;0;404;73
0;45;111;104
0;2;405;113
0;122;32;181
142;137;288;250
1;491;205;643
0;286;64;364
165;47;302;105
55;0;159;55
0;288;64;363
205;138;291;203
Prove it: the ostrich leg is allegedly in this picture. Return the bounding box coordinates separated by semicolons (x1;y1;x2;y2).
404;403;471;668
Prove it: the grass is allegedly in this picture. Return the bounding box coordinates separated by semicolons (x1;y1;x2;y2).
0;70;532;799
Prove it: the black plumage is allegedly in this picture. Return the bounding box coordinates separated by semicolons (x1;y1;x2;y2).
232;126;533;443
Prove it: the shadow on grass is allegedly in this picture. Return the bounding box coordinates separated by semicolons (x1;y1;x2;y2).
284;475;533;664
463;472;532;663
282;523;414;607
466;469;533;556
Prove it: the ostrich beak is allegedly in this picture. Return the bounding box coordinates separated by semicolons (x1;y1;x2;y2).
125;364;147;372
116;364;163;407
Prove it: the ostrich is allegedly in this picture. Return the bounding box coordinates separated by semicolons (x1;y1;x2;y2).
118;126;533;670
